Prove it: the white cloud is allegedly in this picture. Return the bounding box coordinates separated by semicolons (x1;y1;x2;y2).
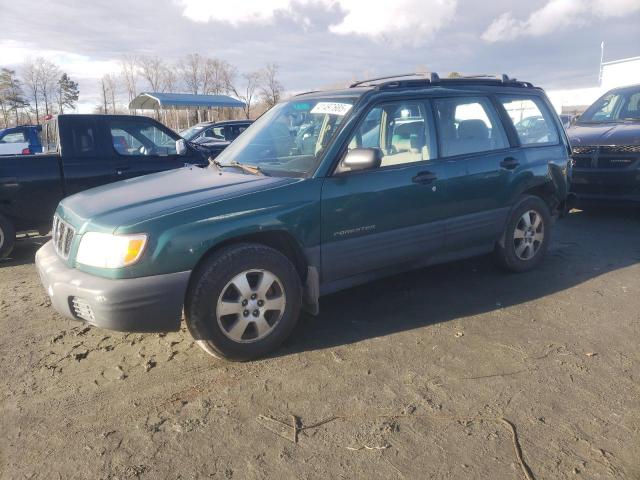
177;0;458;45
482;0;640;42
0;40;120;80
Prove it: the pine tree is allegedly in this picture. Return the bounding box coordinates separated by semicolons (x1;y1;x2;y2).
57;73;79;113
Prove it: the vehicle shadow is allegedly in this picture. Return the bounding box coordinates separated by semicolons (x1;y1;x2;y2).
0;235;50;268
279;207;640;356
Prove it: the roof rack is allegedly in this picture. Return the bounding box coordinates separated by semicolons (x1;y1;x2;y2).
349;72;440;88
348;72;533;90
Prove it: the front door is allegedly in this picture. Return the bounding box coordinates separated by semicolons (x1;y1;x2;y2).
107;119;197;180
320;99;465;284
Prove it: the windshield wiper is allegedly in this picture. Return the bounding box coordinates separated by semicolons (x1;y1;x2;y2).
209;158;267;176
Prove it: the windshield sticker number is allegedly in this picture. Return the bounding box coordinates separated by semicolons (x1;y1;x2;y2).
311;102;352;116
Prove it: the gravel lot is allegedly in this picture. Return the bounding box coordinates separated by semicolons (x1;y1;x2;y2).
1;208;639;480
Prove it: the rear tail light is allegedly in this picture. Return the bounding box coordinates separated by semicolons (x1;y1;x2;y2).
21;148;31;155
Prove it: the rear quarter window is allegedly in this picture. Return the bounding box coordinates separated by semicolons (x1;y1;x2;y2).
499;95;559;146
0;131;27;143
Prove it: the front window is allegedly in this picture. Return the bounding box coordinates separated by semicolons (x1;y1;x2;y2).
578;88;640;124
109;121;177;156
215;97;357;176
345;101;437;167
180;125;206;141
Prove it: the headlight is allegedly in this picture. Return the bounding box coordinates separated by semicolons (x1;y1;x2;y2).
76;232;147;268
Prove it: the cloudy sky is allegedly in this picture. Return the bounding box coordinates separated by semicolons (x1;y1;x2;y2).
1;0;639;111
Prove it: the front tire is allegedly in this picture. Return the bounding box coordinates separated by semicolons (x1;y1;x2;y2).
185;243;302;361
0;214;16;260
495;196;551;272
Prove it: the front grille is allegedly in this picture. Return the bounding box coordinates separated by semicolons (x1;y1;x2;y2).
52;215;75;259
572;146;596;155
570;145;640;169
600;145;640;154
70;297;95;322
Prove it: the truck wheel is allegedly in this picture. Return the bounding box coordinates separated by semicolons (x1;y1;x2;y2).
0;214;16;259
185;243;302;361
494;195;551;273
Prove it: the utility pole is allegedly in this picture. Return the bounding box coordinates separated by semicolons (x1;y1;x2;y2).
598;41;605;86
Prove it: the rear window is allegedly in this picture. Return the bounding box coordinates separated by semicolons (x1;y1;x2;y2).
500;96;559;146
433;96;509;157
0;131;26;143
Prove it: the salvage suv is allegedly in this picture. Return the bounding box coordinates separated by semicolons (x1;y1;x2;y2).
36;73;571;361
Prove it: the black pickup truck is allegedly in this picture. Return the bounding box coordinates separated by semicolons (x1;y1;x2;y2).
0;114;207;258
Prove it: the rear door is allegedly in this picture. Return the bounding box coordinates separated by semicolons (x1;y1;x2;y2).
432;95;514;249
106;118;198;180
59;116;120;196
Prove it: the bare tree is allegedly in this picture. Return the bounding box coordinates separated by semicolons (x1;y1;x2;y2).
37;59;61;116
161;66;178;93
138;56;165;92
120;55;139;105
259;63;284;108
179;53;203;94
22;59;41;123
227;68;260;119
98;74;118;113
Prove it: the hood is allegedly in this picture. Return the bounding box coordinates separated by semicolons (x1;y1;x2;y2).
567;122;640;147
59;166;296;231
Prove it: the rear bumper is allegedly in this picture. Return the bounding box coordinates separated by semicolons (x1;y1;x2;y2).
571;167;640;203
35;241;190;332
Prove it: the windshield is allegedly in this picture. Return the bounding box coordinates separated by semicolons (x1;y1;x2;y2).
214;97;357;176
578;88;640;124
180;125;206;141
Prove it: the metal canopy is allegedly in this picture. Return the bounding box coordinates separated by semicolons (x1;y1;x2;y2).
129;92;245;110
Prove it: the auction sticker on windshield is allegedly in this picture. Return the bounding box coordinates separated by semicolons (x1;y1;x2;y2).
311;102;353;116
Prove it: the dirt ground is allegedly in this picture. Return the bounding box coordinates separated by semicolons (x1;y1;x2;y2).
1;208;639;480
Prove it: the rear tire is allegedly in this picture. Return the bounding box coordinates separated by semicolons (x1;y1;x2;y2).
495;196;551;273
185;243;302;361
0;214;16;260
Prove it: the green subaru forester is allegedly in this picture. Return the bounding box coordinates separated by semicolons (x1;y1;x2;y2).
36;73;572;361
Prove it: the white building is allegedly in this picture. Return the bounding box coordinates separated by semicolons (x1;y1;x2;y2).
547;55;640;114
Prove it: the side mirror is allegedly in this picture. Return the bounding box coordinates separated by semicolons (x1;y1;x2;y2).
176;138;188;156
338;148;382;173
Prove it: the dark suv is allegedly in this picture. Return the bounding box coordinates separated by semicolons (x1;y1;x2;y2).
36;73;571;361
568;84;640;204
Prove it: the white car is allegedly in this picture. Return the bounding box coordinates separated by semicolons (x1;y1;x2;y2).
0;130;29;155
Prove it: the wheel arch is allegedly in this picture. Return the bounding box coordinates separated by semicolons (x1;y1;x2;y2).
188;229;309;287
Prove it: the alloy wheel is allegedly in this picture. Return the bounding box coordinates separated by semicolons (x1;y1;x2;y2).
216;269;286;343
513;209;544;261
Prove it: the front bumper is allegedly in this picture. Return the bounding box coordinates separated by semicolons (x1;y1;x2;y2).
35;241;190;332
571;167;640;203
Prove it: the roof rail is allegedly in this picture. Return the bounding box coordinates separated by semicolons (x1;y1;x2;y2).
349;72;440;88
348;72;533;90
442;73;533;87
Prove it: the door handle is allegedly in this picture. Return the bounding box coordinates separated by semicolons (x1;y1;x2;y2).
500;157;520;170
412;171;438;184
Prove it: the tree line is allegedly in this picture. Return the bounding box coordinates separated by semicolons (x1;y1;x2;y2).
0;54;285;130
99;54;284;127
0;58;79;128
